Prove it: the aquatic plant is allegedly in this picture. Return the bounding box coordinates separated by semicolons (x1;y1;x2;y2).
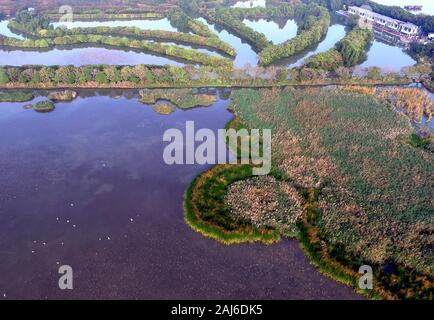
0;91;33;102
139;89;216;109
187;87;434;299
184;164;281;245
225;176;303;237
152;102;176;115
34;99;55;112
47;90;77;101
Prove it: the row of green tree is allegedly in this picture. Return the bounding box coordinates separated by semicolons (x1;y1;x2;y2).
203;7;272;52
8;20;236;58
335;27;373;66
259;4;331;65
305;27;373;70
0;34;232;68
0;64;409;88
168;8;217;38
0;65;195;86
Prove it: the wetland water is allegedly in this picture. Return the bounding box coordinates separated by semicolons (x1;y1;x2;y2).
0;91;360;299
0;16;418;70
0;8;430;299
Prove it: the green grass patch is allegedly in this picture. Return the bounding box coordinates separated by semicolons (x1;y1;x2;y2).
406;133;432;149
184;164;281;245
0;91;33;102
139;89;216;109
34;99;55;112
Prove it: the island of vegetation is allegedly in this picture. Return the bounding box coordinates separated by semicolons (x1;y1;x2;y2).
152;102;176;115
0;91;33;102
33;99;55;112
185;87;433;300
47;90;77;101
139;88;216;109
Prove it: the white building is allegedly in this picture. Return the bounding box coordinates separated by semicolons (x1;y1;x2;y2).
348;6;420;37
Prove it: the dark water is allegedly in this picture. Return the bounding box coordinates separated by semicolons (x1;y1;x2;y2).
0;91;360;299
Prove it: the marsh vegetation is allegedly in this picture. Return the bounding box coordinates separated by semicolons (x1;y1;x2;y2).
186;87;434;299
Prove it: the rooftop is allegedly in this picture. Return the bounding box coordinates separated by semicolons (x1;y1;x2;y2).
348;6;419;29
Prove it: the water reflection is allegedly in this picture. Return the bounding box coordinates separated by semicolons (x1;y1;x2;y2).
284;24;348;68
52;18;178;32
243;19;298;44
0;47;184;66
197;17;258;67
0;20;25;39
232;0;266;8
360;40;417;72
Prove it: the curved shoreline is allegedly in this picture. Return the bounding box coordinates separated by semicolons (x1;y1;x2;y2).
182;153;374;298
182;89;433;300
184;164;281;245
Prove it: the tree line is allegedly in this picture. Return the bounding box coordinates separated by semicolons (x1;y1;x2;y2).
259;4;331;65
305;27;373;70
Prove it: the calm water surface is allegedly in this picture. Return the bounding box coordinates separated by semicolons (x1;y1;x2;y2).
0;91;361;299
243;19;298;44
52;18;178;32
0;18;219;65
0;20;24;39
361;40;417;72
0;15;420;70
232;0;266;8
197;17;258;67
284;24;348;68
0;47;185;66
